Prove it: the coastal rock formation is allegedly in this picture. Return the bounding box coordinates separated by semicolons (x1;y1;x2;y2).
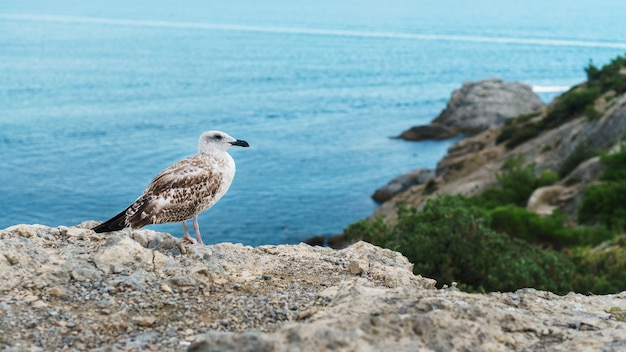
398;78;544;141
375;85;626;225
396;124;457;141
0;222;626;351
1;224;625;351
371;167;435;203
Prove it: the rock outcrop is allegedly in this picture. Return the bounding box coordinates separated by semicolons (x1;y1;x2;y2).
396;124;457;141
1;224;626;351
371;167;435;203
376;85;626;225
398;78;544;141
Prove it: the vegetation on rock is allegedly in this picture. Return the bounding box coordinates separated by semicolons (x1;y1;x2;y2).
578;144;626;231
348;56;626;295
497;54;626;149
345;196;575;294
469;155;558;208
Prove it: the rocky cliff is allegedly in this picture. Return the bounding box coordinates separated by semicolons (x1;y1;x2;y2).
375;80;626;225
1;224;625;351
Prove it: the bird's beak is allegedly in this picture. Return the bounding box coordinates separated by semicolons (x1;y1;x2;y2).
230;139;250;147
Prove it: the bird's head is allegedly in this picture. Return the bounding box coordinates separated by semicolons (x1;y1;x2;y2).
198;131;249;154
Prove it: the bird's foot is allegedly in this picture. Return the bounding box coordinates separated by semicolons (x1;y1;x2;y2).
183;235;197;245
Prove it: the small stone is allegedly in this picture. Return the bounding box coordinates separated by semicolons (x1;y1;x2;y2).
46;286;72;298
132;316;157;327
160;283;174;294
349;261;366;275
32;300;48;309
23;295;39;303
4;253;19;266
71;268;102;282
110;264;123;274
170;276;196;287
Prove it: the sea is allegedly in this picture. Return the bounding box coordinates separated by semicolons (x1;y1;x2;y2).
1;0;626;246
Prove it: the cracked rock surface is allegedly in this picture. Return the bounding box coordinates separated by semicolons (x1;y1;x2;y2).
1;223;625;351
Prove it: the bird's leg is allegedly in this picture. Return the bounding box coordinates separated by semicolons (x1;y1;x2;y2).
182;221;197;244
193;216;205;246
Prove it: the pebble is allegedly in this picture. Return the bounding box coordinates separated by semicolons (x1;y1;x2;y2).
133;316;158;327
349;260;367;275
160;283;174;294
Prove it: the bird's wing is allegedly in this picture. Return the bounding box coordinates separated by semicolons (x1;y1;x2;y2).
147;156;214;195
125;156;224;227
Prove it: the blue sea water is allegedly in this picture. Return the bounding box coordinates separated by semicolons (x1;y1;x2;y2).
1;0;625;245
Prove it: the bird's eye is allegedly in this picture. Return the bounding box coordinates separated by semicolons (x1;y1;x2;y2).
214;134;223;140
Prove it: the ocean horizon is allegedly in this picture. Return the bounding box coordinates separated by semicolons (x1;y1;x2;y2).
2;0;626;245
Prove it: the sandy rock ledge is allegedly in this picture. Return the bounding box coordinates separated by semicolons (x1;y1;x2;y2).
1;224;625;351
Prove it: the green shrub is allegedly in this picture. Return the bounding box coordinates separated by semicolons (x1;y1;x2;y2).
543;86;601;128
496;124;517;145
496;112;542;146
504;123;542;149
498;85;601;150
469;155;557;209
586;55;626;94
578;144;626;230
488;205;563;245
558;143;599;178
578;181;626;230
584;105;602;120
344;195;575;294
568;235;626;294
600;144;626;181
497;55;626;151
487;205;614;248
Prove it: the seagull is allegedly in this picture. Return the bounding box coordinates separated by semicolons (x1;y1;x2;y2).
92;130;249;245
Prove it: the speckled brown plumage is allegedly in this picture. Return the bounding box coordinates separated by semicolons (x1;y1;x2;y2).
125;154;229;228
93;131;249;245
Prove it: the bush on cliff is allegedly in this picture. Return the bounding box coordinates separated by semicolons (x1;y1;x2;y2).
346;56;626;294
578;144;626;231
344;195;575;294
558;143;599;178
585;55;626;95
569;235;626;295
469;155;557;209
497;54;626;149
487;205;614;248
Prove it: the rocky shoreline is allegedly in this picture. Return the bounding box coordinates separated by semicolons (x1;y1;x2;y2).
4;75;626;351
373;76;626;226
1;223;625;351
397;78;543;141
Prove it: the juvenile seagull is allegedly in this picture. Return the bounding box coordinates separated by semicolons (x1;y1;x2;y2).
92;131;249;245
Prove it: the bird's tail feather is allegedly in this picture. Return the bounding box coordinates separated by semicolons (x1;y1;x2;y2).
92;206;130;233
125;200;157;229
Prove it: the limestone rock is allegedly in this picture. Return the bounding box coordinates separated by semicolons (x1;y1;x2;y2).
190;286;626;352
0;225;435;351
398;78;543;142
372;167;435;203
1;224;625;351
396;124;457;141
432;78;544;134
527;185;570;216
